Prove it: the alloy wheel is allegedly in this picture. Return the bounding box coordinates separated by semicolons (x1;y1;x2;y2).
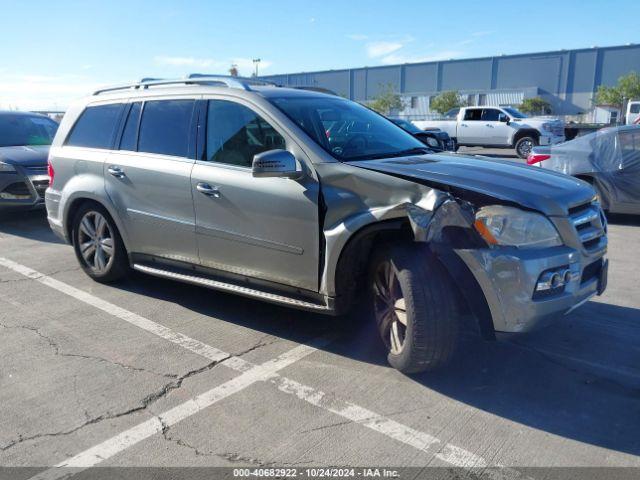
518;139;534;157
78;211;114;274
372;260;408;354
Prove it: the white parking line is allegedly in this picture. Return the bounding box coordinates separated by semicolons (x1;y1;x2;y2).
28;342;324;480
0;257;522;478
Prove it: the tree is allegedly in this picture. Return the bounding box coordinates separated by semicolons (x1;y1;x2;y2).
595;71;640;107
229;64;239;77
430;91;464;115
519;97;551;115
368;83;403;115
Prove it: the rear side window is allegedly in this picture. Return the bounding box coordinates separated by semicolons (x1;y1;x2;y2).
119;102;142;151
137;100;194;157
66;104;123;149
463;109;482;121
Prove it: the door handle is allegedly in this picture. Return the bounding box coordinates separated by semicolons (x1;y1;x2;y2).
485;124;494;127
196;182;221;198
107;165;125;178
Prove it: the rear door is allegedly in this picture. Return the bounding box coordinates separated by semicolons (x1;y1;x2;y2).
458;108;485;144
104;98;198;263
190;98;320;291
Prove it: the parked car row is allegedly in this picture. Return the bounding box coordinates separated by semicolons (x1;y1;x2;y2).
0;111;58;211
40;75;608;374
413;106;566;159
528;125;640;215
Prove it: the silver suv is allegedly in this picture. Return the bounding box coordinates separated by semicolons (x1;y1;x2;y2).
46;76;608;373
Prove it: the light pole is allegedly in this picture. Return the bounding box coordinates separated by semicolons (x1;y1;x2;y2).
253;58;261;77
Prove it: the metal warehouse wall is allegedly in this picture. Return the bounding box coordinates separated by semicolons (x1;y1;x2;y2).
262;44;640;115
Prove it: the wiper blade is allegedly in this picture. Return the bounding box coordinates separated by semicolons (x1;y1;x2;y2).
345;147;432;161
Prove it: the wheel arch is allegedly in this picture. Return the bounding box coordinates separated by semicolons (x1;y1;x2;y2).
511;128;540;146
327;215;496;340
64;194;131;252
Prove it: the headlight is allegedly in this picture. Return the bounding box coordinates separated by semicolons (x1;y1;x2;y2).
0;162;16;173
474;205;562;248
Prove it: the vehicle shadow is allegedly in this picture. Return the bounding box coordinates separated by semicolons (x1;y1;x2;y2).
113;271;640;457
0;209;64;244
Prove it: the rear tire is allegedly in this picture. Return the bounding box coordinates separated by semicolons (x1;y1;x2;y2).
369;244;460;373
515;135;538;159
71;203;129;283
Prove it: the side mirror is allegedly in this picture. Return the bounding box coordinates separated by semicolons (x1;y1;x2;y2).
252;149;301;179
499;114;509;123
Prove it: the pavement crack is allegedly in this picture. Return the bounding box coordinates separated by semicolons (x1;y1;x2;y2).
0;321;178;379
0;352;230;453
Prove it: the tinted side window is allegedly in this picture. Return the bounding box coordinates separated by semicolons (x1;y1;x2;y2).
66;104;123;149
138;100;194;157
482;109;501;121
205;100;285;167
463;109;482;121
119;102;142;151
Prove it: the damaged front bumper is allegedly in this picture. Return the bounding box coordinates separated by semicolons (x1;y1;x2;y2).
407;195;608;334
455;246;606;333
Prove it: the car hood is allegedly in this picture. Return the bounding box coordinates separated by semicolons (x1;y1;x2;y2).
348;153;595;216
0;145;50;167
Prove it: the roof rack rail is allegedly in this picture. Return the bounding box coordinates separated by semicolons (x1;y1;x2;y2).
92;75;278;96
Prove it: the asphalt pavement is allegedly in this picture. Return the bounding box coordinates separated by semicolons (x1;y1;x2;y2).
0;208;639;479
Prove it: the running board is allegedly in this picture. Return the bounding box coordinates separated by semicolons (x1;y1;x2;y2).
132;263;333;313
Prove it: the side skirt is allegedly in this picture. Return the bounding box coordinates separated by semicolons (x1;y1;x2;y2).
131;260;335;315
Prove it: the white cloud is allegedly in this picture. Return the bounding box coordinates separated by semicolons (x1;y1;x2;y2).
347;34;368;41
366;41;403;58
381;50;464;64
154;56;224;68
0;74;100;110
154;56;271;76
472;30;493;37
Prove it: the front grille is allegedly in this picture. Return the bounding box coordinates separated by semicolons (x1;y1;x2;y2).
569;201;606;252
32;179;49;198
3;182;30;196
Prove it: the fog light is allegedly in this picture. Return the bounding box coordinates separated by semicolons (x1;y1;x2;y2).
534;265;572;295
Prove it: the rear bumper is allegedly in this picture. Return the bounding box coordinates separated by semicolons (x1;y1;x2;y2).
45;189;69;243
456;244;606;333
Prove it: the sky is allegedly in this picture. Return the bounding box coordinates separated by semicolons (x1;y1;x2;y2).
1;0;639;110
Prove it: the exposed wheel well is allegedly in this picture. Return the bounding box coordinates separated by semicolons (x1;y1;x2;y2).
333;219;494;339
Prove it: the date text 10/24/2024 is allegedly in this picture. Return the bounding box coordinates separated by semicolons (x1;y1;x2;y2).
233;468;400;478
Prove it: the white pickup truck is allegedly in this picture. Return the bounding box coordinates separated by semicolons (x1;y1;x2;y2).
413;106;565;158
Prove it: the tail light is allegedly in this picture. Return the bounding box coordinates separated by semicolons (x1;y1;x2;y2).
47;160;55;187
527;153;550;165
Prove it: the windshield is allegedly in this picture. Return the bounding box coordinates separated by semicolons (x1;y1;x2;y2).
391;118;421;134
0;115;58;147
270;96;426;161
502;107;527;119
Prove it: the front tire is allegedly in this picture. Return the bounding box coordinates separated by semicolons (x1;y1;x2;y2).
72;203;129;282
515;136;538;159
370;244;460;373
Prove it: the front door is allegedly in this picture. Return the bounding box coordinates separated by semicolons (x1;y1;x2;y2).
482;108;512;146
105;99;198;263
191;99;320;291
